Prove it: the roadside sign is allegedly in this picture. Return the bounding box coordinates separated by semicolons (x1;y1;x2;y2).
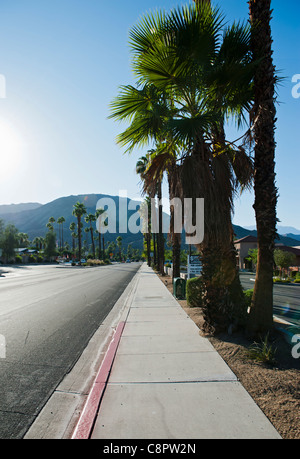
188;255;202;278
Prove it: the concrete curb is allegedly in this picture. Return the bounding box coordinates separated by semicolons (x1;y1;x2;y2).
71;321;126;439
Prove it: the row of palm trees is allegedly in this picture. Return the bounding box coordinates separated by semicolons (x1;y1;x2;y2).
45;203;107;264
110;1;278;336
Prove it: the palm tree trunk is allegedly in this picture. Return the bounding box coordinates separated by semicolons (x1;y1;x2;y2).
157;180;165;276
167;165;181;280
77;217;82;263
247;0;278;335
90;225;95;259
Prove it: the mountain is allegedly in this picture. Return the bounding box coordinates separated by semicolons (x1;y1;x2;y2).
233;224;300;247
244;224;300;241
0;202;42;215
0;194;299;248
0;194;145;249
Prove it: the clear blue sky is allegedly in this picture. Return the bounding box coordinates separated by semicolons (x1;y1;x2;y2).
0;0;298;229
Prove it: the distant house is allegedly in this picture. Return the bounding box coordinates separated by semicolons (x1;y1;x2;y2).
234;236;300;271
234;236;258;270
15;248;38;263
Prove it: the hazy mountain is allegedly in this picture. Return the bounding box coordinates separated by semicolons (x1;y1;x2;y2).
234;224;300;246
245;224;300;237
0;194;299;248
0;194;145;249
0;202;42;215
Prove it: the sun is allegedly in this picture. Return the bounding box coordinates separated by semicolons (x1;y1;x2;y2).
0;121;24;180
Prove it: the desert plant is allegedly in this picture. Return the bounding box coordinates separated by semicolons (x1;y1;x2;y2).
246;333;277;365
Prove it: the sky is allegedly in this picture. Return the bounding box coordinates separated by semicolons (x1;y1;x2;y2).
0;0;299;229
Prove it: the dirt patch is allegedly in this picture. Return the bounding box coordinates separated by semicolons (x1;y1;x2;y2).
157;273;300;439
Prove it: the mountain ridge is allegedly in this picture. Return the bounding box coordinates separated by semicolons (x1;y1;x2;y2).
0;194;299;248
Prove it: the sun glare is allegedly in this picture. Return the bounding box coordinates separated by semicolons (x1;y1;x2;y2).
0;121;24;180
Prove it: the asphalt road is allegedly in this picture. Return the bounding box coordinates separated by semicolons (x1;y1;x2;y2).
240;272;300;327
0;262;141;439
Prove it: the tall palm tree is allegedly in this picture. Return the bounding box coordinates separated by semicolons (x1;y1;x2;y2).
57;216;65;250
85;213;96;258
69;222;76;257
136;155;154;268
95;208;106;260
110;4;255;333
46;222;54;232
116;235;123;262
18;232;30;247
247;0;278;335
72;202;87;264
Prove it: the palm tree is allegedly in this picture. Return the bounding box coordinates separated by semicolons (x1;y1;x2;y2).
46;222;54;232
57;217;65;251
32;237;40;250
72;202;87;264
69;222;76;257
110;4;255;333
95;208;106;260
247;0;278;335
85;213;96;258
116;236;123;262
136;155;153;267
18;232;30;247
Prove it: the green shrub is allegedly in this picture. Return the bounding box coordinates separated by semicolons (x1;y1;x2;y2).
15;255;23;264
186;276;204;307
273;277;292;284
29;255;36;263
244;289;253;309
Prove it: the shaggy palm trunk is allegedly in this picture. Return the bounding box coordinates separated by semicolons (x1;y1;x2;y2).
77;217;82;264
157;180;165;275
167;164;181;280
247;0;278;335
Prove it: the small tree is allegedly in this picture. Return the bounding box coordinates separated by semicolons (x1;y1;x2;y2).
246;248;258;270
1;224;19;263
274;249;296;278
44;231;57;261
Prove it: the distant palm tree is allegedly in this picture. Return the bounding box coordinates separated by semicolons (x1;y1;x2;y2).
95;208;106;260
116;236;123;262
85;213;96;258
32;237;40;250
18;232;30;247
69;222;76;257
57;216;65;250
72;202;87;264
46;222;54;232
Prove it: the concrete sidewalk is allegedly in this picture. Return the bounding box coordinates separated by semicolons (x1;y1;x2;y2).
78;263;281;439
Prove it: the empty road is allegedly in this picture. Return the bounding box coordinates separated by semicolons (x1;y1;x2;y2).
240;272;300;327
0;262;141;439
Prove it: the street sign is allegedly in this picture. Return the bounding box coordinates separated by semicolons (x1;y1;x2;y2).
188;255;202;278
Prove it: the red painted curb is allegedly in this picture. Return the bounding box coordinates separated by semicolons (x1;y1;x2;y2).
71;321;126;439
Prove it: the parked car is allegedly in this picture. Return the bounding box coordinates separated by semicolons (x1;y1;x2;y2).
126;259;131;263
